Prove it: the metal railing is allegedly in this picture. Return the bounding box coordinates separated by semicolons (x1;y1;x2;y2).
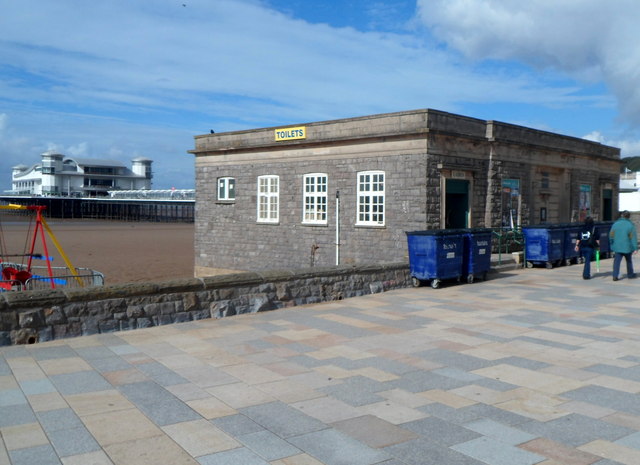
1;264;104;291
0;279;25;292
491;227;524;265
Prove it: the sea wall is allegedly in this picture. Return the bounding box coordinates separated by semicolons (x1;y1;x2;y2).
0;263;410;346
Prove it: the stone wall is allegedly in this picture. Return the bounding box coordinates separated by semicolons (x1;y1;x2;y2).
0;263;410;346
196;150;429;274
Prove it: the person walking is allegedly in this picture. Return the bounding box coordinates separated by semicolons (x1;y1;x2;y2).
610;210;638;281
575;216;598;279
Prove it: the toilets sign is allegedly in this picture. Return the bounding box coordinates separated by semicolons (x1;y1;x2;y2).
275;126;306;141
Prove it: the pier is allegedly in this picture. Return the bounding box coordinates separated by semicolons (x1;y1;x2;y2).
0;190;194;222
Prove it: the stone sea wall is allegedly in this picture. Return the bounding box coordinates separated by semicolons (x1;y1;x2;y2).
0;263;410;346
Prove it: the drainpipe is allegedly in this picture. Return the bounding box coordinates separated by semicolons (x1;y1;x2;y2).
335;190;340;265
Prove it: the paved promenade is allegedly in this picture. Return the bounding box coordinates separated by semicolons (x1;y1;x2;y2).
1;258;640;465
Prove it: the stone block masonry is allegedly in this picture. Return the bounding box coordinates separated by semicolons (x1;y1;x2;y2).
0;263;410;346
193;109;621;275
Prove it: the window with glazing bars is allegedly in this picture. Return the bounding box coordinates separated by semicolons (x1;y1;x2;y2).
357;171;385;226
303;173;328;224
257;175;279;222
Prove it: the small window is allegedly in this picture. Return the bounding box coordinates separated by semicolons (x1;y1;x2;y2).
257;175;279;223
541;172;550;189
303;173;328;224
356;170;385;226
218;177;236;201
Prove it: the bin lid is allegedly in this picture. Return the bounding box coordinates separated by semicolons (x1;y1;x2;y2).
468;227;493;234
554;222;582;229
406;229;464;236
522;224;563;229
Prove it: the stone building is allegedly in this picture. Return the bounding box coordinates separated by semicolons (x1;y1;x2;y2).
190;109;620;276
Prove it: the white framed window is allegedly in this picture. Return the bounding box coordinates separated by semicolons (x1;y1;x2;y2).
257;175;279;223
217;177;235;201
303;173;328;224
357;170;385;226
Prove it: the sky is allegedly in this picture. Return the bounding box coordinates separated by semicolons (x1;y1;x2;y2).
2;0;640;192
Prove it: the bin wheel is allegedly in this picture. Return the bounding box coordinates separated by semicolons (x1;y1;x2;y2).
467;274;474;284
564;259;572;266
482;271;489;281
430;279;441;289
411;277;422;288
526;261;533;268
545;261;553;269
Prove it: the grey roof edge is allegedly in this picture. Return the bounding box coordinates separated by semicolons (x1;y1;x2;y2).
190;108;620;159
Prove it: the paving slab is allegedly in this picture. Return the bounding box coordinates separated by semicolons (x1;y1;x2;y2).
2;258;640;464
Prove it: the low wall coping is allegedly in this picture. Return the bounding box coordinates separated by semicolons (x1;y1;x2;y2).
1;263;409;310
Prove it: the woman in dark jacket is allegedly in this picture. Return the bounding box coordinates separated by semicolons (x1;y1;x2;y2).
574;217;599;280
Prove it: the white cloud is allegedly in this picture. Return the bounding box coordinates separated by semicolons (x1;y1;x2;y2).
66;142;90;157
583;131;604;143
0;0;602;124
582;130;640;158
0;0;629;191
610;139;640;158
618;140;640;157
416;0;640;125
0;110;194;192
36;141;90;158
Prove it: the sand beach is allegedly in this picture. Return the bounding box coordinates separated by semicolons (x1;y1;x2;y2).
0;217;195;285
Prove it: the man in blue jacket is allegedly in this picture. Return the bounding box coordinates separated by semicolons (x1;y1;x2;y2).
610;210;638;281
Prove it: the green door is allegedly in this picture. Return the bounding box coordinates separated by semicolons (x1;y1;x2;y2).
445;179;469;229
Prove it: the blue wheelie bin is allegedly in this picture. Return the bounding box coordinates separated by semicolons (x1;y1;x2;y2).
406;230;464;288
595;221;614;258
522;224;564;268
562;222;582;265
462;228;493;283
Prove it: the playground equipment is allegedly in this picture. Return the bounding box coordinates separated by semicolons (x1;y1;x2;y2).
0;204;103;291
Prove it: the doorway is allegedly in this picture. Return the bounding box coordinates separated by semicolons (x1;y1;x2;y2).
602;189;613;221
445;179;469;229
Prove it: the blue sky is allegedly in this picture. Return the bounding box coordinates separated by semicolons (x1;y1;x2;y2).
1;0;639;192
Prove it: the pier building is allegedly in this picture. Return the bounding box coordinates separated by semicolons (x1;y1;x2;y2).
9;152;152;197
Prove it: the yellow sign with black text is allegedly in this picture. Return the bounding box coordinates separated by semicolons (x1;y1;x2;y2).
275;126;306;141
